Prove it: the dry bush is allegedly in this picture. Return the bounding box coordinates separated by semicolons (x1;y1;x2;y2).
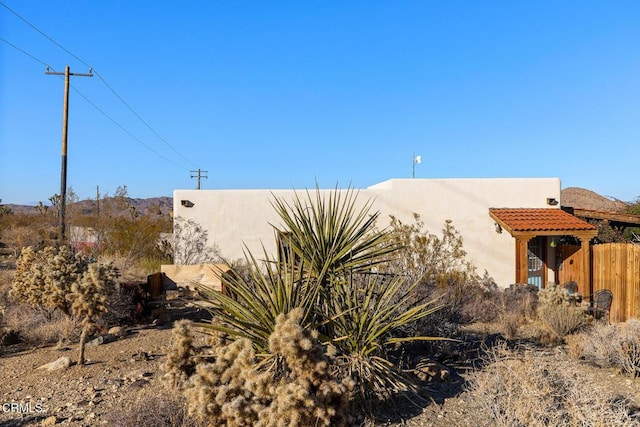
567;320;640;377
465;343;637;426
536;283;587;344
384;216;498;327
104;387;200;427
2;304;79;346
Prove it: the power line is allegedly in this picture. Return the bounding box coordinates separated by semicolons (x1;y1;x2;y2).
92;70;198;167
0;1;90;67
1;0;199;168
0;36;189;170
70;84;189;171
0;36;48;66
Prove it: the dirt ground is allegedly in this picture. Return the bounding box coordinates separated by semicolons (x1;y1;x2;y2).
2;315;640;427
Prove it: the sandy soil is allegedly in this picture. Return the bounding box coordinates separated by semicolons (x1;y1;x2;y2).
3;319;640;427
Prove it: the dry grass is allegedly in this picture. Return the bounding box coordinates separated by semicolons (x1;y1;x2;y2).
103;386;201;427
566;319;640;377
2;303;79;346
464;342;638;426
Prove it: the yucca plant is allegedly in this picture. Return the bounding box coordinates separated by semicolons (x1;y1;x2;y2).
329;272;442;401
270;185;398;288
191;186;443;407
196;245;320;354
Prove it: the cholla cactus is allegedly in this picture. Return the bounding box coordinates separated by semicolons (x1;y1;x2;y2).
164;319;199;387
180;308;354;427
538;283;580;307
184;338;263;426
71;262;117;365
262;308;354;426
11;245;88;317
12;245;117;364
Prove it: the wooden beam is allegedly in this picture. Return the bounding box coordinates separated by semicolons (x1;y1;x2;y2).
515;236;533;284
570;208;640;227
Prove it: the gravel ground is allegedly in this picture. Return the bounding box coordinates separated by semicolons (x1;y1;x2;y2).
3;320;640;427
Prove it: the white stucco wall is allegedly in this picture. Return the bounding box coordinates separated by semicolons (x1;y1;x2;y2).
173;178;561;288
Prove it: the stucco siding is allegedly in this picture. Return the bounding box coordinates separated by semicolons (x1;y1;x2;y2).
173;178;561;288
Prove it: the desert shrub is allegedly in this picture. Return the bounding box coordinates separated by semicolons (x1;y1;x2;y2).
11;245;118;363
383;215;497;326
566;320;640;377
491;283;539;340
99;282;142;327
536;283;587;344
502;283;539;320
182;309;354;426
105;387;199;427
173;217;222;265
2;303;79;346
175;187;443;420
465;343;637;426
93;186;172;274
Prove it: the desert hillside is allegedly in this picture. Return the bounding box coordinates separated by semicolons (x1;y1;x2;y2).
561;187;629;212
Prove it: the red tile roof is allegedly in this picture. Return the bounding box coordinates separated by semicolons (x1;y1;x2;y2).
489;208;597;234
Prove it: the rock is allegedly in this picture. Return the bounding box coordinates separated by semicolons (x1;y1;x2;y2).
36;357;71;372
87;334;117;346
107;326;127;338
40;416;58;426
130;350;151;362
128;379;149;389
413;358;451;382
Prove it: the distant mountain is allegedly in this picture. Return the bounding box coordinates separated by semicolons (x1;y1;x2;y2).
2;188;630;217
4;197;174;217
561;187;628;212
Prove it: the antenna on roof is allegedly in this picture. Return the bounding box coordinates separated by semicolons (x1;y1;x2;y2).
412;153;422;179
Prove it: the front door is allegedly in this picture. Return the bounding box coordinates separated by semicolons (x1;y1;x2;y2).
528;236;545;289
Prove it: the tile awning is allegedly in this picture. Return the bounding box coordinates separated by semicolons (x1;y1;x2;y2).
489;208;598;237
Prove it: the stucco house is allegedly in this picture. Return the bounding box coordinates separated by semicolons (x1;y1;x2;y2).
172;177;597;289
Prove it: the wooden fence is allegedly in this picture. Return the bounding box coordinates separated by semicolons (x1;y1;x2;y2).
592;243;640;323
559;243;640;322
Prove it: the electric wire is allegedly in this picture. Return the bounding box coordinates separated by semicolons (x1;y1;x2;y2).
0;36;48;66
70;86;189;170
0;36;187;170
0;0;199;169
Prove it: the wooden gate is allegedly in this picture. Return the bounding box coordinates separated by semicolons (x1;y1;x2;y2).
592;243;640;322
557;243;640;322
558;244;583;293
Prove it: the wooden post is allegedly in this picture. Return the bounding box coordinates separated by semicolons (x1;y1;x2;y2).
580;236;592;298
515;236;532;284
46;66;93;243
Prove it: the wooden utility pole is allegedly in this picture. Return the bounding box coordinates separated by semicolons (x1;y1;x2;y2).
46;66;93;242
190;169;208;190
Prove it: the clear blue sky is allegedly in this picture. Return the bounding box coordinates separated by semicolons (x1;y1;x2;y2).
1;1;639;205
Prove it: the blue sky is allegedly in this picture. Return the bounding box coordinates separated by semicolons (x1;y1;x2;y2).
1;1;639;205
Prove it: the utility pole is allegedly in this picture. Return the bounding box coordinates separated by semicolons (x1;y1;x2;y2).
190;169;208;190
46;65;93;243
96;185;100;218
